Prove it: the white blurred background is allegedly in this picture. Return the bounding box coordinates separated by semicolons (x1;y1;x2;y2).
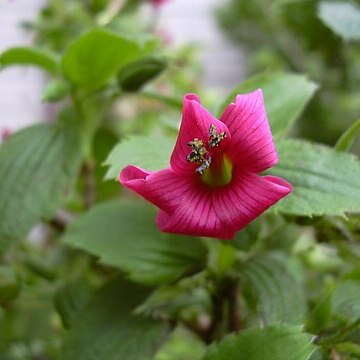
0;0;245;132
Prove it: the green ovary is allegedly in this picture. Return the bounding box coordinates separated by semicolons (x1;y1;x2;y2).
202;154;233;187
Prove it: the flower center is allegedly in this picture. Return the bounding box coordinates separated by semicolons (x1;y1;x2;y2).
202;153;233;187
186;124;232;187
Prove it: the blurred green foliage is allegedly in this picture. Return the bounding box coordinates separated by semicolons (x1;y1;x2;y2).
216;0;360;146
0;0;360;359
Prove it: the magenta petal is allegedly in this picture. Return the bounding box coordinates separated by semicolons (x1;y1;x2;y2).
120;165;194;214
220;89;278;173
213;171;292;232
121;165;234;239
119;167;292;239
156;188;235;240
170;94;231;176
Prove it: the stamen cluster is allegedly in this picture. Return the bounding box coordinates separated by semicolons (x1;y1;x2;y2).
186;124;227;174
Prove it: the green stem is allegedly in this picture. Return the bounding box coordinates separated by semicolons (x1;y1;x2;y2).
70;89;106;208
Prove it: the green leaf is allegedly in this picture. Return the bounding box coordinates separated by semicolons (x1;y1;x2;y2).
270;139;360;216
117;57;167;92
62;200;206;285
23;256;57;281
332;280;360;321
42;79;70;102
104;135;175;180
231;218;262;251
0;123;81;250
61;28;141;91
335;119;360;152
318;1;360;41
54;279;92;329
155;327;206;360
0;265;21;306
60;277;169;360
242;253;307;325
219;72;318;138
0;47;58;74
203;325;316;360
307;280;334;332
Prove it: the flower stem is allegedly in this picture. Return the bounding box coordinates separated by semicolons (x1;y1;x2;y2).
227;279;242;332
203;277;242;343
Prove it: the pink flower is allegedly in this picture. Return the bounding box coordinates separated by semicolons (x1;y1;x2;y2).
120;91;292;239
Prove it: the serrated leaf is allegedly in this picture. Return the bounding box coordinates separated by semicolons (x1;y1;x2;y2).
270;139;360;216
61;28;141;91
0;123;81;250
104;135;175;180
318;1;360;41
335;119;360;152
0;47;58;74
62;200;206;285
242;253;307;325
203;325;316;360
218;72;318;138
60;277;169;360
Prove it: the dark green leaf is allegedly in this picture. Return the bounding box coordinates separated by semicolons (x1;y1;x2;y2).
307;280;334;332
104;135;175;180
0;123;82;250
118;57;167;92
332;280;360;321
0;266;21;306
0;47;58;74
61;28;141;91
218;72;318;138
203;325;316;360
270;139;360;216
242;253;307;325
60;277;169;360
62;200;206;285
54;279;92;329
335;119;360;152
23;257;57;281
318;1;360;41
231;218;262;251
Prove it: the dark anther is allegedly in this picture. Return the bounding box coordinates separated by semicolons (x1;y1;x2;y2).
208;124;227;148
